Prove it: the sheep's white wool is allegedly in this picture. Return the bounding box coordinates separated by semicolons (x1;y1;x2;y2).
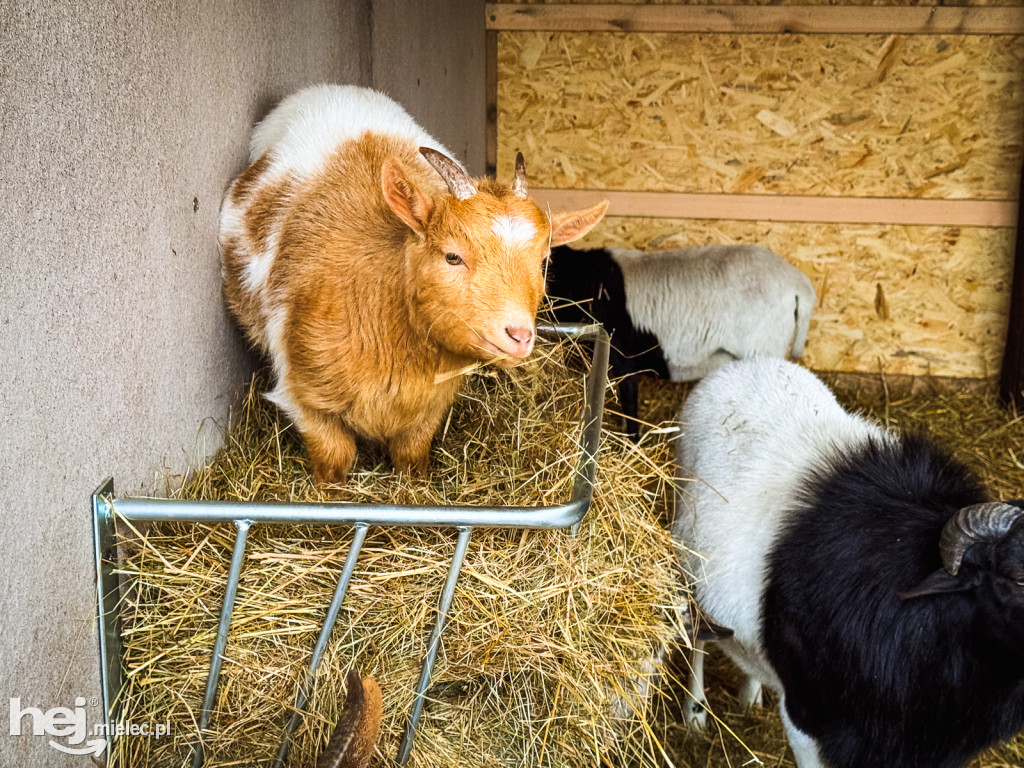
610;245;815;380
675;357;888;653
490;214;536;247
250;84;453;178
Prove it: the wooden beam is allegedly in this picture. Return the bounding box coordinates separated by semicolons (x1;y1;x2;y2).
1000;158;1024;408
531;189;1019;228
486;4;1024;35
485;29;498;177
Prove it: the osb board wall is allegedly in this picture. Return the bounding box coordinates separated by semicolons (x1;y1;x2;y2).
496;23;1024;378
498;32;1024;197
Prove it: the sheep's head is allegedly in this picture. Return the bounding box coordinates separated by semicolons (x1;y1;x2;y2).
380;147;607;365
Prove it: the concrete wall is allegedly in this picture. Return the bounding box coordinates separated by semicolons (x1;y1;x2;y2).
0;1;483;764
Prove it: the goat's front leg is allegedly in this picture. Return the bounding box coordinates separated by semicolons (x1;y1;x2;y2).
739;675;764;708
389;410;446;477
299;408;358;485
683;638;709;729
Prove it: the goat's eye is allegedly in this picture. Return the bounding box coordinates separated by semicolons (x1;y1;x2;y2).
445;252;464;266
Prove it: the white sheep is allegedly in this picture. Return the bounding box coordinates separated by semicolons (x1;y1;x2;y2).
546;244;815;437
610;245;815;380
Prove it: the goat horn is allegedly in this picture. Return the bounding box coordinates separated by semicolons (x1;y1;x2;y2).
419;147;476;201
939;502;1023;576
511;152;528;198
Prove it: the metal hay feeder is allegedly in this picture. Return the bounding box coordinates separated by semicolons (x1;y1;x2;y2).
92;322;609;766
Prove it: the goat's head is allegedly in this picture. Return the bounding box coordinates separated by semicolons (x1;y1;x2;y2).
380;147;608;364
902;502;1024;618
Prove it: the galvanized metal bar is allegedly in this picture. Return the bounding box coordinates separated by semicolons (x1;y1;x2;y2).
190;519;252;768
273;524;370;768
92;477;123;755
571;318;610;535
105;496;584;528
97;325;610;531
396;525;474;765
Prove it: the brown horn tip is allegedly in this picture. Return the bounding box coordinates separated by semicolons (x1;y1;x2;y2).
316;670;383;768
419;147;477;201
939;502;1023;576
511;151;528;198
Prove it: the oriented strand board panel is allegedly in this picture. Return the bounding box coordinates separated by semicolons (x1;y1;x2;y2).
496;21;1023;378
498;31;1024;198
566;216;1014;378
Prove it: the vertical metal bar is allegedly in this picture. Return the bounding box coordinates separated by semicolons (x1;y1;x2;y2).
92;478;123;758
190;519;251;768
396;526;473;765
572;326;610;534
273;524;369;768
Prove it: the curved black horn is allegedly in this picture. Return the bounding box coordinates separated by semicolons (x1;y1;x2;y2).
511;152;528;198
940;502;1023;576
419;147;477;201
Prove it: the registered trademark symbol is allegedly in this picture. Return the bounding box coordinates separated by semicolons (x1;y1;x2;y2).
89;697;98;707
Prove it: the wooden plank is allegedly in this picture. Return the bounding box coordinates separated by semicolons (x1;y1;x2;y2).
532;189;1019;227
485;29;498;177
486;4;1024;35
1000;158;1024;407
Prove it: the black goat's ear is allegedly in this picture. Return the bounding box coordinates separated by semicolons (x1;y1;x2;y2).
899;568;979;600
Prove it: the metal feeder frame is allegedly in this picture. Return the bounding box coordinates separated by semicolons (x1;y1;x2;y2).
92;322;609;767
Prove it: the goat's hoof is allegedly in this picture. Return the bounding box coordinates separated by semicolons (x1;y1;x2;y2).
739;678;764;708
683;698;708;730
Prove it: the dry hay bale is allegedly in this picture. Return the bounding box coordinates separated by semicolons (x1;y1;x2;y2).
109;335;687;768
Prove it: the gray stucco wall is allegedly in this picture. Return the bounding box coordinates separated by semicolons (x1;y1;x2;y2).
0;1;483;764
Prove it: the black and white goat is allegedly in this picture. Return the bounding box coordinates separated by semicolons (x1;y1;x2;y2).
674;357;1024;768
546;244;814;438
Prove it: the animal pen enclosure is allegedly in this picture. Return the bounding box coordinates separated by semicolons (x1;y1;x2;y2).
91;4;1024;768
487;1;1024;394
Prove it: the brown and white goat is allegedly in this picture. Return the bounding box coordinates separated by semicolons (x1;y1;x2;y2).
220;85;607;483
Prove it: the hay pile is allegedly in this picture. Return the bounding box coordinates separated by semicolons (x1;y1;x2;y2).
109;337;687;768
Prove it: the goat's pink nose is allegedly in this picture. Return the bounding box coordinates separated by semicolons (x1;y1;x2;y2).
505;324;534;356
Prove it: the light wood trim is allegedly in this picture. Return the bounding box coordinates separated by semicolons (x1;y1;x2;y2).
531;189;1019;227
486;4;1024;35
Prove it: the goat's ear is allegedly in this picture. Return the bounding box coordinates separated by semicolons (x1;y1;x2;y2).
548;200;609;247
381;157;433;237
899;568;980;600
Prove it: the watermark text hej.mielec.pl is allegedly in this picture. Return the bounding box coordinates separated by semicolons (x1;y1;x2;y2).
9;697;170;756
